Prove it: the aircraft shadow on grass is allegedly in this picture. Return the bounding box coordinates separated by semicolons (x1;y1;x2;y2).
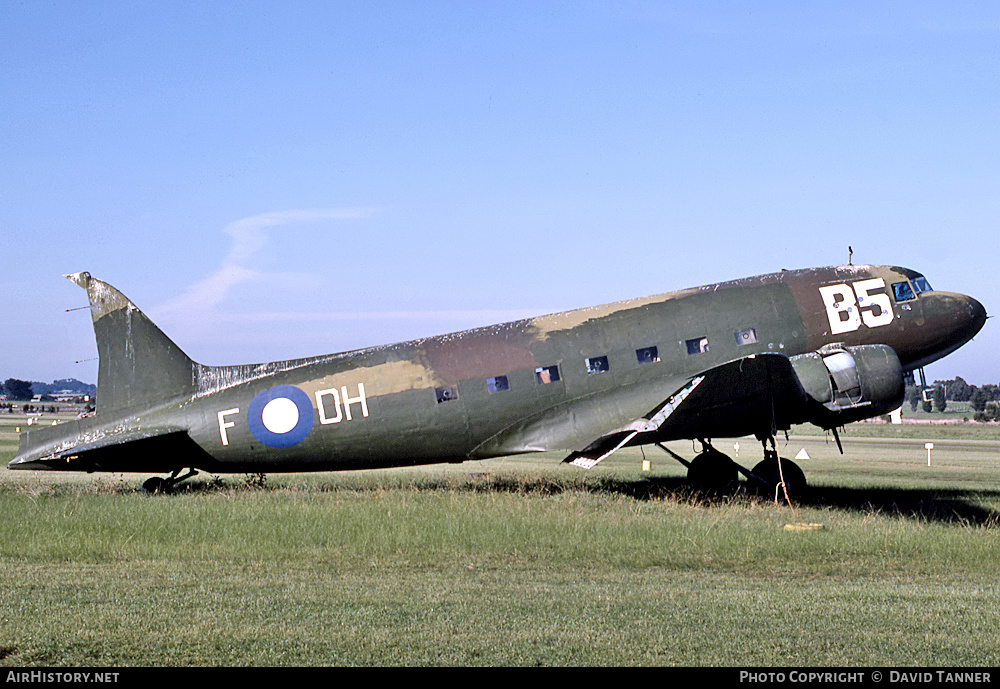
796;484;1000;526
446;472;1000;527
623;476;1000;527
170;472;1000;527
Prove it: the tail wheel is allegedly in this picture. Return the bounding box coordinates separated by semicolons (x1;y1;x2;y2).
141;468;198;495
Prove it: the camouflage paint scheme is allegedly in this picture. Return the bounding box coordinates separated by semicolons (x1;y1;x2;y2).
9;266;986;479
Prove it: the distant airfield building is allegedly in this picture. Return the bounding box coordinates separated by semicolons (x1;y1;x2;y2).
32;390;91;402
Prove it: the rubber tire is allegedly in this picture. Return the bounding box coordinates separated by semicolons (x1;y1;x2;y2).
687;448;740;492
750;456;807;502
142;477;169;494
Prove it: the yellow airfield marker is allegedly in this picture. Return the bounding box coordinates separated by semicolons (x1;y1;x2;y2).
784;523;825;532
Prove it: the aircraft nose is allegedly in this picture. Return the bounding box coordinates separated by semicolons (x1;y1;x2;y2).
911;290;985;355
968;295;988;336
931;292;987;343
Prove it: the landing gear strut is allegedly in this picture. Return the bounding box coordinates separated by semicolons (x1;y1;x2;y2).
657;440;740;493
142;468;198;494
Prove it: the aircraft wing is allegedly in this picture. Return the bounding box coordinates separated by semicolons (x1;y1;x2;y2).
563;353;812;467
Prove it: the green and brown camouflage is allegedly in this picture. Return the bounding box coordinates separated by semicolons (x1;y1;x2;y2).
8;265;986;488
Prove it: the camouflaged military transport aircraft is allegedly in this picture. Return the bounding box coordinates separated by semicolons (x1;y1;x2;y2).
8;266;986;496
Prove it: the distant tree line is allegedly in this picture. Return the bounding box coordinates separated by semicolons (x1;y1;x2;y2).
906;376;1000;421
2;378;96;404
2;379;34;401
2;402;58;414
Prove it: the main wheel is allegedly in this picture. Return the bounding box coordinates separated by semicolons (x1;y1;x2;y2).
750;455;807;502
142;476;169;494
687;447;740;492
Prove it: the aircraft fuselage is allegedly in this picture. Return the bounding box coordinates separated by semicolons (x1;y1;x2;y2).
9;265;986;476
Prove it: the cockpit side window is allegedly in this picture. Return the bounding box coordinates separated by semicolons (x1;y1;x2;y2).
892;281;915;302
912;276;933;294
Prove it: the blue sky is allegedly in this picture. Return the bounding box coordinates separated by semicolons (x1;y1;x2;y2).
2;1;997;385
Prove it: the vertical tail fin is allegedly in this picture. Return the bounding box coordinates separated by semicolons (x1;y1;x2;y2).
68;272;196;414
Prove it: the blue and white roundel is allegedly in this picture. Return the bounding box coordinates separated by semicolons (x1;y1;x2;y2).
247;385;314;448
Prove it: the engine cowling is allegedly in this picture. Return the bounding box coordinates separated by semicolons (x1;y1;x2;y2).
789;344;904;428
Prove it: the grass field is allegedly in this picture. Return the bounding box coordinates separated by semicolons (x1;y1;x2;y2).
1;412;999;666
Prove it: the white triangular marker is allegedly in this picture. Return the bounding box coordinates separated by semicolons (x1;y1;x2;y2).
795;448;810;460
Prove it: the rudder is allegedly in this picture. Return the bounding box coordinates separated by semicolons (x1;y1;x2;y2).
67;272;196;414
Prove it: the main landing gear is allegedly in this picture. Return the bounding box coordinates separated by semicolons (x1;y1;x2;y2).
142;468;198;494
656;438;807;502
750;447;806;503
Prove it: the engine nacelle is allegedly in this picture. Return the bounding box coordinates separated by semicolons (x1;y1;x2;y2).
789;344;904;428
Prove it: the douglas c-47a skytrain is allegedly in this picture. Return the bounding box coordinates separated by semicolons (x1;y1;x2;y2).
9;265;986;496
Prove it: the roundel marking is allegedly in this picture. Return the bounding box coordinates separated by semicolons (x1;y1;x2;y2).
247;385;314;448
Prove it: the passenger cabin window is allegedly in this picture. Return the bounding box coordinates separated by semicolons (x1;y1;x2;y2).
586;356;609;374
892;281;915;302
734;327;758;346
535;365;561;385
636;346;659;364
685;337;709;355
486;376;509;393
435;386;458;403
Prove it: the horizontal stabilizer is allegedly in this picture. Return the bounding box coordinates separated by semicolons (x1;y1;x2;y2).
10;422;213;473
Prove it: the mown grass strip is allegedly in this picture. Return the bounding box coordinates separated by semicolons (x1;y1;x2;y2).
2;433;1000;666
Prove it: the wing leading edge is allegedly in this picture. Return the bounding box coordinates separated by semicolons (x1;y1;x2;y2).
563;353;812;468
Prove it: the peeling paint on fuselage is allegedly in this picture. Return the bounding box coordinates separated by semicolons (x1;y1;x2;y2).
12;264;986;475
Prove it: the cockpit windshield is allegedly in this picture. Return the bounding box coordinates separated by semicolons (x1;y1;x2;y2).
892;281;915;302
892;274;933;303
